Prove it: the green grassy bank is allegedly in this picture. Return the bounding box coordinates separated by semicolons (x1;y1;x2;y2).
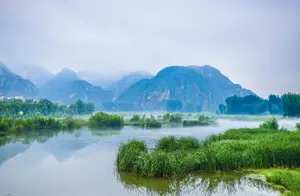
117;119;300;194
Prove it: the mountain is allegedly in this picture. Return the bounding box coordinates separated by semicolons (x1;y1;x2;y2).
117;65;254;111
0;61;38;98
78;70;118;88
108;71;153;98
39;68;112;105
11;64;54;87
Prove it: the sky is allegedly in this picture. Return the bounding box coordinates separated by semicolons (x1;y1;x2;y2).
0;0;299;97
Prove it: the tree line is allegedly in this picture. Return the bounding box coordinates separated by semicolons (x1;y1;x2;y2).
0;99;95;117
218;93;300;117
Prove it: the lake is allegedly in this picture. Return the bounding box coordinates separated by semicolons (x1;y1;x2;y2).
0;119;298;196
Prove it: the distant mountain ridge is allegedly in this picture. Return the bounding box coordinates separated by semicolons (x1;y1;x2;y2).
39;68;112;105
0;61;38;98
10;64;54;87
117;65;253;111
0;61;254;111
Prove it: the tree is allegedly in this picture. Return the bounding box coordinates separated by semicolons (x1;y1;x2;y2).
282;93;300;117
218;104;226;114
268;95;283;114
85;103;95;114
75;99;85;114
223;95;268;114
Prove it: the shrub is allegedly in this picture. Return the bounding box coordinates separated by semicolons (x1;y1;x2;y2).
143;118;162;128
130;114;141;122
183;120;199;127
163;113;170;121
169;113;182;123
0;121;9;132
296;123;300;130
61;117;82;130
89;112;124;128
259;118;279;130
182;116;213;127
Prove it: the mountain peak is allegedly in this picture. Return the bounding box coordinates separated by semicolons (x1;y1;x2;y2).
118;65;254;111
56;67;80;81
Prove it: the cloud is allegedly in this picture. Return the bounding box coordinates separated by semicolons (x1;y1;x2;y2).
0;0;299;97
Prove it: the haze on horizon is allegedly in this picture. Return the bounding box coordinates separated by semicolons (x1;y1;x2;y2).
0;0;299;98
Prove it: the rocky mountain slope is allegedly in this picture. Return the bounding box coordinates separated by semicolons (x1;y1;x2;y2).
117;65;253;111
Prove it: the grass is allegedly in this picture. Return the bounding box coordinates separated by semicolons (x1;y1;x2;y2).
183;115;215;127
117;140;147;172
117;119;300;179
167;113;182;123
259;169;300;196
125;115;162;128
0;117;84;135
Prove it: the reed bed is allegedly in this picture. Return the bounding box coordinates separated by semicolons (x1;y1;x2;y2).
117;120;300;178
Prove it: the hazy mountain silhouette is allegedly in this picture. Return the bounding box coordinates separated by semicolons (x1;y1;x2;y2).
117;65;253;111
39;68;112;105
0;61;38;98
108;71;153;98
11;64;54;87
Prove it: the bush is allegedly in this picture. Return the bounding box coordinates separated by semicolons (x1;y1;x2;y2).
0;121;9;132
169;113;182;123
144;118;162;128
296;123;300;130
0;116;85;136
163;113;170;121
89;112;124;128
259;118;279;130
182;116;213;127
61;117;82;130
130;114;141;122
183;120;199;127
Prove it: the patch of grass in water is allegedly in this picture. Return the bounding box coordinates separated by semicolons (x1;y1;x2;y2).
117;119;300;179
182;115;215;127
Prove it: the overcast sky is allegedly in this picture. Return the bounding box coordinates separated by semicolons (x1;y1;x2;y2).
0;0;299;97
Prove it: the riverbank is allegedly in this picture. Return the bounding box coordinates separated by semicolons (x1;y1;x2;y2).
117;119;300;194
248;169;300;196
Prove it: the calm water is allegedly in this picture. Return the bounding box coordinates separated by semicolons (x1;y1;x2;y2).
0;119;298;196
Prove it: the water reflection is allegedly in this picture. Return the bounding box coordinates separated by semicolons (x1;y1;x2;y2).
0;119;295;196
118;172;279;196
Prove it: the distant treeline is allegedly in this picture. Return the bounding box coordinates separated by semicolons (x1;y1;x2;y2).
0;99;95;117
218;93;300;117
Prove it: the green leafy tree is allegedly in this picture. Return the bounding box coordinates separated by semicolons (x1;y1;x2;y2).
282;93;300;117
268;95;283;114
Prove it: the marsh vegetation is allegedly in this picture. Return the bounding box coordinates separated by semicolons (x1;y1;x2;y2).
117;118;300;194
